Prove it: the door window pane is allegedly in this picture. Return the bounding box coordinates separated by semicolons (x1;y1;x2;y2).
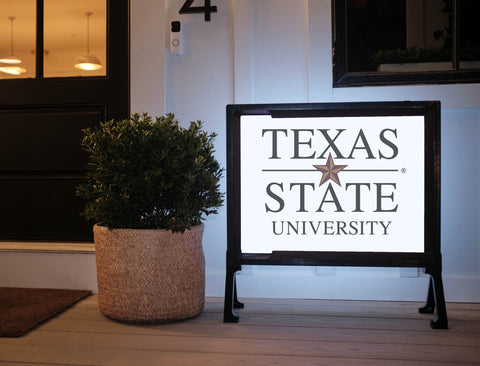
0;0;36;79
44;0;106;77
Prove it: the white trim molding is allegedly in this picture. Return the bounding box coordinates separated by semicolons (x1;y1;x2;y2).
0;242;95;254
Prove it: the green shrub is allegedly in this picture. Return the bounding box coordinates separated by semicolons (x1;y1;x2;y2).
369;46;451;70
370;45;480;70
76;113;224;232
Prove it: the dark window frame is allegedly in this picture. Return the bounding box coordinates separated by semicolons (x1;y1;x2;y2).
332;0;480;87
2;0;114;82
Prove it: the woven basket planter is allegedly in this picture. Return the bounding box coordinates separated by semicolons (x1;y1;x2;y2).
93;223;205;323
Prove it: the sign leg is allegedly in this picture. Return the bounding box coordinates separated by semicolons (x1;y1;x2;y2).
419;277;435;314
233;278;244;309
419;270;448;329
429;272;448;329
224;266;240;322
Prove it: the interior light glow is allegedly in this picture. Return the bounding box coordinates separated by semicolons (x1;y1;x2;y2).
74;54;103;70
74;12;102;71
0;56;22;64
0;66;26;75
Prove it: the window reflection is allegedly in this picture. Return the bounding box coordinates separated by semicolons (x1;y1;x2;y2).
347;0;454;73
346;0;479;73
0;0;36;79
459;0;480;69
44;0;106;77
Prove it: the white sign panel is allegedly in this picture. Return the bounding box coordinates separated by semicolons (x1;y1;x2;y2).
240;115;424;253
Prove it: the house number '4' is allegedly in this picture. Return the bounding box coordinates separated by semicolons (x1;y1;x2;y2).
180;0;217;22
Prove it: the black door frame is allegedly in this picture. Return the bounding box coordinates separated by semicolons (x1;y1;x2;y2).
0;0;130;241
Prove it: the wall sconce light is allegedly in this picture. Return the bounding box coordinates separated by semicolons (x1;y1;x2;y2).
0;16;26;75
74;12;102;71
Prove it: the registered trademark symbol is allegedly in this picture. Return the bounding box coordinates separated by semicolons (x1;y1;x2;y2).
401;168;407;173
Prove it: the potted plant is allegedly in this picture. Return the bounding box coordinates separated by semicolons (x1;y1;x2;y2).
76;112;224;323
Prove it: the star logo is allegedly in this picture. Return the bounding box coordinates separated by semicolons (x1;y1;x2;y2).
313;153;348;187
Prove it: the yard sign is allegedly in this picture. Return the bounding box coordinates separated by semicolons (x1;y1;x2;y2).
224;102;447;329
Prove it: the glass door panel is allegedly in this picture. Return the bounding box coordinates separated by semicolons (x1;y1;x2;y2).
44;0;106;77
0;0;36;79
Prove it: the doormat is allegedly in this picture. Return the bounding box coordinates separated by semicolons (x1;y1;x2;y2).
0;287;91;337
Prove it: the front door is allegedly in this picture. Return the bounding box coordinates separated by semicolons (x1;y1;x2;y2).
0;0;129;241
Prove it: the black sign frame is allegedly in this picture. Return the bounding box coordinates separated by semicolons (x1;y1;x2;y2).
224;101;447;329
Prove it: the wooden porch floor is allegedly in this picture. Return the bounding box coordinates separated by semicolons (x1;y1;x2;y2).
1;296;479;365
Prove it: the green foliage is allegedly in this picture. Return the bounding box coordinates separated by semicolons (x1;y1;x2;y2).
76;113;224;232
370;45;480;70
370;46;451;70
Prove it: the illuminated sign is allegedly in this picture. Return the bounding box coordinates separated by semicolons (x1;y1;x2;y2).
224;102;447;329
240;115;424;253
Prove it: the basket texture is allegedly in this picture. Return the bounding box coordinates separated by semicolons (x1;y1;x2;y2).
94;223;205;323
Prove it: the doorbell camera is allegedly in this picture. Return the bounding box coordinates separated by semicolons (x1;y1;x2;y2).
170;20;183;55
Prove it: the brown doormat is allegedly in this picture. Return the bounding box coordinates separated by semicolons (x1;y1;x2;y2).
0;287;91;337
